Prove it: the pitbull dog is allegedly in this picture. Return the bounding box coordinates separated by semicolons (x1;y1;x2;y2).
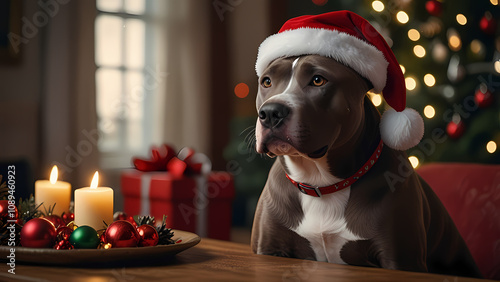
251;54;482;278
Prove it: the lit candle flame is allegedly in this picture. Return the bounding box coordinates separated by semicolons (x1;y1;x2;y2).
90;171;99;189
49;165;58;184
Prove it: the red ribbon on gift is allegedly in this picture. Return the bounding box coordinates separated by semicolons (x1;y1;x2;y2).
132;144;208;179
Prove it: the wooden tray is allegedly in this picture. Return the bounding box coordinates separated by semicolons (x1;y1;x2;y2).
0;229;200;267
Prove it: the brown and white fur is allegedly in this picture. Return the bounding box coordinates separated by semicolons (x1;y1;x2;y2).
251;55;482;278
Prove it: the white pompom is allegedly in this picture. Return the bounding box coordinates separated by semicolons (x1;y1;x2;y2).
380;108;424;151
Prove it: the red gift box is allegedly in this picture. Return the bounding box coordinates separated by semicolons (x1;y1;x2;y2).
121;169;234;240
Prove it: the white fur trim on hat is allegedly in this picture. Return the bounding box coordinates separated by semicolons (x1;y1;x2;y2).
380;108;424;151
255;27;389;93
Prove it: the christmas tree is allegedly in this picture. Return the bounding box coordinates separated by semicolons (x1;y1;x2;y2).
368;0;499;166
289;0;500;166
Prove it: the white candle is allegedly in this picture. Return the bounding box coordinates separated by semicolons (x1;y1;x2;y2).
74;171;113;230
35;166;71;216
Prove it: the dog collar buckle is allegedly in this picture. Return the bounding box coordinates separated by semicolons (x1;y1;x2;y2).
297;183;322;197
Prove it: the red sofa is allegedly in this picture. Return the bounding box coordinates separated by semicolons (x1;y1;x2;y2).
417;163;500;279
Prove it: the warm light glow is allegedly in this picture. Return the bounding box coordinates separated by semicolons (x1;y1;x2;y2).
470;40;483;54
413;45;426;58
408;29;420;41
490;0;498;5
486;141;497;153
424;74;436;87
408;156;419;168
234;83;249;98
405;77;417;91
495;61;500;73
371;94;382;106
90;171;99;189
372;0;385;12
456;14;467;25
396;11;409;24
448;35;462;51
424;105;436;118
400;65;406;74
49;165;58;185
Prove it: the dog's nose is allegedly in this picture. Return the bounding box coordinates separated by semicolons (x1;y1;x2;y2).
259;103;290;128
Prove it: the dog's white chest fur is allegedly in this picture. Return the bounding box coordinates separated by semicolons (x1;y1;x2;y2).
285;156;363;264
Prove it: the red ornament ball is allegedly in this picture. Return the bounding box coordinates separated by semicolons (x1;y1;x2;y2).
475;88;494;108
425;0;442;17
480;12;497;35
20;218;57;248
137;224;159;247
113;212;137;228
446;120;465;139
105;220;140;248
43;215;65;229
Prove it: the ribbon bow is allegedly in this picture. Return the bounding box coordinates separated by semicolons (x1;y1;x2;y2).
132;144;211;179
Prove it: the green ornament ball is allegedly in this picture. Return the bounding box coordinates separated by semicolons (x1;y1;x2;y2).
69;226;100;249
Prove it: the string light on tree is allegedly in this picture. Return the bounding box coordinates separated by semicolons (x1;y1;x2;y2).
405;76;417;91
400;65;406;74
414;45;426;58
424;105;436;119
396;11;409;24
372;0;384;12
456;14;467;25
371;94;382;106
469;40;486;61
424;74;436;87
494;61;500;73
408;156;420;168
486;141;497;153
447;29;462;51
408;29;420;41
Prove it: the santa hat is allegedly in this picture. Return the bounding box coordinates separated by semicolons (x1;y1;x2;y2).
255;11;424;151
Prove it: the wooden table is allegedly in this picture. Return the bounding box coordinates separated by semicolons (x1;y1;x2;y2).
0;238;492;281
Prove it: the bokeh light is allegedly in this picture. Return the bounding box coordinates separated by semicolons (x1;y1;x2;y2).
372;1;384;12
486;141;497;153
424;105;436;118
413;45;426;58
408;156;419;168
424;74;436;87
408;29;420;41
456;14;467;25
396;11;409;24
405;77;417;91
234;83;249;98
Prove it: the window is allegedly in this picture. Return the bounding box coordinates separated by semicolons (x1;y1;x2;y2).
95;0;157;168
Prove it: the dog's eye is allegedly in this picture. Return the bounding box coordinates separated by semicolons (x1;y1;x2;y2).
261;77;272;88
311;75;327;87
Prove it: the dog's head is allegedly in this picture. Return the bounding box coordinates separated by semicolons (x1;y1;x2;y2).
255;55;373;159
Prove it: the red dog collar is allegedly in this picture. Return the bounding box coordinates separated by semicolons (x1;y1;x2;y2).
285;139;384;197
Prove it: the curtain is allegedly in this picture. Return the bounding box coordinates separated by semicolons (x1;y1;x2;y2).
41;0;99;188
155;0;212;155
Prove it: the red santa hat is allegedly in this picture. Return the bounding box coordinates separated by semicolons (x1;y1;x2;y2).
255;11;424;151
